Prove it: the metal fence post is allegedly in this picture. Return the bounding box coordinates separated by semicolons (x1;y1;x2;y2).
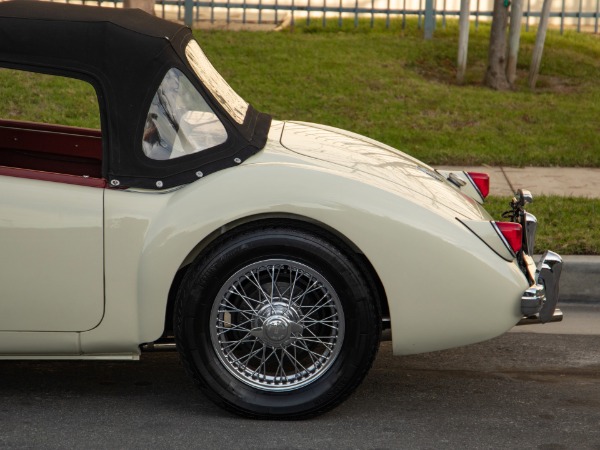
184;0;194;27
424;0;435;39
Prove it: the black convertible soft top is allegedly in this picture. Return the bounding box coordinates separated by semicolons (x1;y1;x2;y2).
0;1;271;189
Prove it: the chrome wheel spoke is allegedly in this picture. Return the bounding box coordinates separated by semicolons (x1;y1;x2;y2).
292;280;322;306
273;348;287;381
291;340;320;366
304;321;339;332
233;339;261;368
216;317;253;335
299;336;335;344
299;293;333;320
302;311;338;324
226;286;259;314
282;346;306;376
245;271;271;304
220;333;254;354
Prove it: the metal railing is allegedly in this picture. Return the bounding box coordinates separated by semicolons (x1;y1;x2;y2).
164;0;599;33
28;0;600;33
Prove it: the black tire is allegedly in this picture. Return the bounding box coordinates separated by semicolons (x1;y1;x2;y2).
174;225;381;419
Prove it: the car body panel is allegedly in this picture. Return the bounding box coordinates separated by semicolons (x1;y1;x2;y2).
0;120;528;357
0;332;80;355
0;175;104;333
279;121;489;221
73;122;527;357
459;219;515;261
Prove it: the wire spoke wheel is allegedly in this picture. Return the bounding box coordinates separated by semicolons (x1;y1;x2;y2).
175;225;380;418
210;259;345;391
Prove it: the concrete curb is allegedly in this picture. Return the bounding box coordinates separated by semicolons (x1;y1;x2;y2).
559;255;600;303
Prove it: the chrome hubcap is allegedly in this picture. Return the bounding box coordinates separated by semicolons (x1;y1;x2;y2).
249;302;303;348
210;259;345;392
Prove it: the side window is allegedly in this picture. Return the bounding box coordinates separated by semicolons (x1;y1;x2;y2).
0;67;103;179
143;68;227;161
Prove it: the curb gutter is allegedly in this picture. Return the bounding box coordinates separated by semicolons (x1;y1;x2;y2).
556;255;600;304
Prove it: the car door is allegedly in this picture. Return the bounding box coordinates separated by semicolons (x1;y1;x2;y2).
0;67;105;332
0;176;104;332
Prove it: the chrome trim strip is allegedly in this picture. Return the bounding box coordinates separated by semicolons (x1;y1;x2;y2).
382;316;391;330
141;343;177;352
0;354;140;360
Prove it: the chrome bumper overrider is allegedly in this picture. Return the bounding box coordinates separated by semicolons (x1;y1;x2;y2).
519;250;564;324
517;308;563;325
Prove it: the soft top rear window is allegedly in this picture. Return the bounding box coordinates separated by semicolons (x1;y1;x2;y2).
142;68;227;161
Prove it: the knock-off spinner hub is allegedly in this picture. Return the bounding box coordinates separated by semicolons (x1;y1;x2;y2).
251;301;303;348
264;316;291;342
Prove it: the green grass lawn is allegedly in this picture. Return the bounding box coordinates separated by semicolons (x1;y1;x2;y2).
194;21;600;167
1;22;598;253
0;68;100;128
1;22;598;165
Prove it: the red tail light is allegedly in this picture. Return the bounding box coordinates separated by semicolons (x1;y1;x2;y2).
495;222;522;254
467;172;490;199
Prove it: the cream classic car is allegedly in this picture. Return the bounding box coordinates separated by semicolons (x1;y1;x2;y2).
0;1;562;419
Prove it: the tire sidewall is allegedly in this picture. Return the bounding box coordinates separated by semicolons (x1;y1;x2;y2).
176;228;379;418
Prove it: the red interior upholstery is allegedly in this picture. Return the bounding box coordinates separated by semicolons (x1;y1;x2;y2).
0;119;103;178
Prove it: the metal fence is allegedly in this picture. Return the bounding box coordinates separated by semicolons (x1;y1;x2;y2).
33;0;600;33
181;0;599;34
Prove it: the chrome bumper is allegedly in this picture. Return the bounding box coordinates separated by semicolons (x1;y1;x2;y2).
519;250;563;324
517;308;563;325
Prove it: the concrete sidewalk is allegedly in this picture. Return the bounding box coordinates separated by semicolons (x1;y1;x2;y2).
435;166;600;305
435;166;600;199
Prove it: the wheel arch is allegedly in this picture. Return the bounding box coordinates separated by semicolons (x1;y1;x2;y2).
161;213;389;337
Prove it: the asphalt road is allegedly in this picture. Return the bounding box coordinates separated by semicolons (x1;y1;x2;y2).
1;303;598;449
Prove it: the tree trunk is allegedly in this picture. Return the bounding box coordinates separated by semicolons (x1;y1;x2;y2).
484;0;510;90
506;0;524;87
123;0;156;15
529;0;553;89
456;0;471;84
